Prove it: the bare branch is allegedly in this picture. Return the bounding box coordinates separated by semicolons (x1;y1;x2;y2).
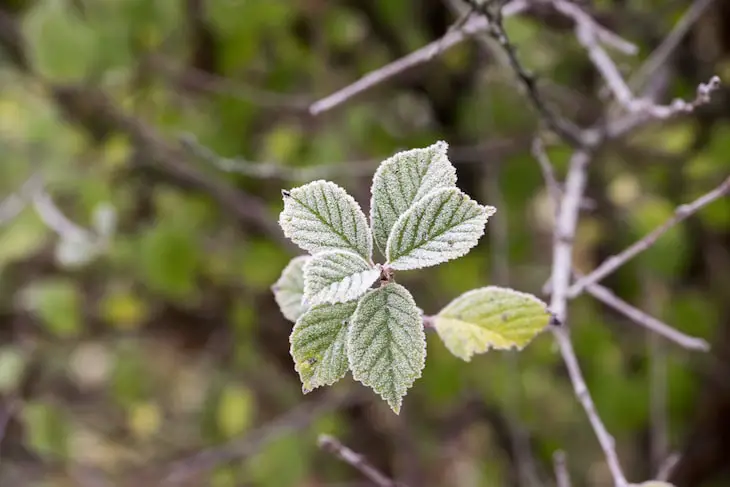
32;187;95;242
584;279;709;352
180;133;379;181
568;175;730;298
318;434;404;487
0;175;42;226
656;452;681;481
546;145;629;487
467;0;586;147
308;0;529;116
531;137;562;210
627;0;718;97
553;450;571;487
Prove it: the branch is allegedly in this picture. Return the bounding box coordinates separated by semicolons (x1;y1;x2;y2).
625;0;718;100
0;175;42;226
553;450;571;487
567;175;730;298
583;278;709;352
545;142;629;487
467;0;585;147
308;0;530;115
180;133;379;181
318;434;404;487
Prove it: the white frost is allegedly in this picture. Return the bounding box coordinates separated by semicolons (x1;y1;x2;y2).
290;301;356;393
279;180;373;260
272;255;311;322
434;286;551;361
386;187;496;271
370;141;457;256
303;250;381;305
347;282;426;414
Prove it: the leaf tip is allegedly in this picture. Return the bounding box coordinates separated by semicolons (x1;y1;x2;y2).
281;189;291;198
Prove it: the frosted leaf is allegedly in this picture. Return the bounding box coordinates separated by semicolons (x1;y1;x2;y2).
433;286;550;361
630;483;675;487
303;251;381;305
272;256;311;322
370;141;456;255
290;301;356;393
279;180;372;260
348;283;426;414
386;187;495;271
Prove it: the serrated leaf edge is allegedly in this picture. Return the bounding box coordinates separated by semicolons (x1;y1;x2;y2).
385;187;496;270
302;250;381;306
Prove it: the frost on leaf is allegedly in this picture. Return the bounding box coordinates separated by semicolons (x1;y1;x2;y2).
630;483;676;487
290;301;356;393
386;187;495;271
303;251;381;305
272;256;310;322
370;141;457;255
433;286;550;361
348;283;426;414
279;180;372;260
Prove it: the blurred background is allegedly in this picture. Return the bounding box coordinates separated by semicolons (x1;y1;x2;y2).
0;0;729;486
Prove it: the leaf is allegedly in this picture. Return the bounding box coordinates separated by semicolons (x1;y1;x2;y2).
433;286;551;361
272;256;311;322
279;180;372;260
630;483;676;487
290;301;357;393
303;251;381;305
348;283;426;413
21;278;82;338
370;141;457;254
386;187;495;271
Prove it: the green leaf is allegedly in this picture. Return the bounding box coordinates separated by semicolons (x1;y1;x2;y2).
386;188;495;271
272;256;311;322
370;141;456;254
23;0;98;83
303;250;380;305
21;278;82;338
290;301;357;393
348;283;426;413
279;180;372;260
433;286;551;361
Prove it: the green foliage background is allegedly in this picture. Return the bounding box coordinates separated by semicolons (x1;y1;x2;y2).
0;0;729;486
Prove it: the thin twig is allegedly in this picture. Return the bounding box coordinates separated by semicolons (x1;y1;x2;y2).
553;450;571;487
308;0;529;116
627;0;718;96
655;452;681;481
318;434;403;487
0;175;42;226
531;137;562;210
584;279;709;352
468;0;585;147
534;138;710;352
32;188;95;242
180;133;379;181
568;175;730;298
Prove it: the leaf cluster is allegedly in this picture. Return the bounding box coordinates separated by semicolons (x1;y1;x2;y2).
273;142;551;412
